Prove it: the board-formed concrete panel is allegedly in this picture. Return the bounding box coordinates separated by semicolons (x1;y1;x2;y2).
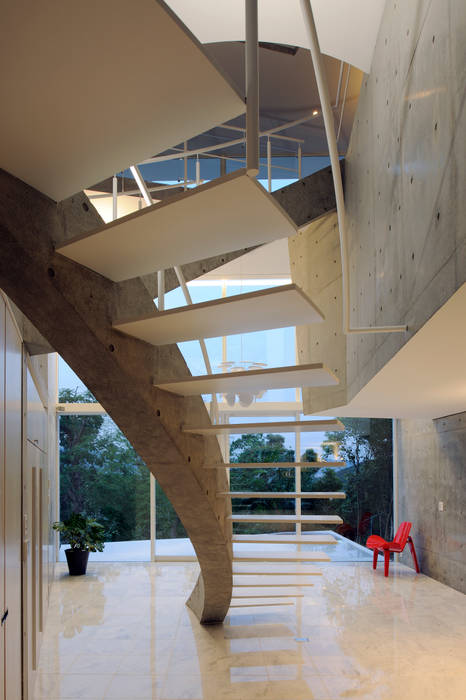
289;212;347;414
344;0;466;403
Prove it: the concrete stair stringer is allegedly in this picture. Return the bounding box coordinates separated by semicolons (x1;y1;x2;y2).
0;168;233;624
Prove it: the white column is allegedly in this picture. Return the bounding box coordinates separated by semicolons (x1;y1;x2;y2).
157;270;165;312
150;473;156;561
112;175;118;220
295;412;301;538
245;0;259;176
267;136;272;192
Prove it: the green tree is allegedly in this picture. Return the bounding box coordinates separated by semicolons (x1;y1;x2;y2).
322;418;393;542
59;389;104;517
228;434;296;533
301;448;318;462
59;388;151;542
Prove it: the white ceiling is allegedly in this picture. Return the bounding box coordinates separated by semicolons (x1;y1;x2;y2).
318;283;466;420
167;0;386;73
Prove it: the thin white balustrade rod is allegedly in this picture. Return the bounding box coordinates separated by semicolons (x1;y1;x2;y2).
112;175;118;220
245;0;259;176
140;136;246;165
333;60;344;109
221;123;305;145
200;151;299;175
174;266;219;424
88;181;201;199
337;64;351;143
129;164;219;423
157;270;165;312
299;0;406;335
129;165;152;206
267;137;272;192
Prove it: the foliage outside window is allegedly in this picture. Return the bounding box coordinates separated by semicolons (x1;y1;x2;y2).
229;420;393;542
59;390;393;547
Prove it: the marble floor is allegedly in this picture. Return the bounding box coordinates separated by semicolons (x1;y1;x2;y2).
34;561;466;700
57;531;372;563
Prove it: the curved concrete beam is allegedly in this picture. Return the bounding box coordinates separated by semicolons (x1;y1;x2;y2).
0;169;232;623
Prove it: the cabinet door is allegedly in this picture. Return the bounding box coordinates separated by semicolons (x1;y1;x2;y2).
0;297;5;700
22;443;40;700
26;371;47;453
4;306;22;700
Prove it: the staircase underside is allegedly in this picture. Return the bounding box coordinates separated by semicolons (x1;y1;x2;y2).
0;170;234;624
0;0;244;201
114;283;324;346
157;362;338;396
57;170;297;281
0;151;342;623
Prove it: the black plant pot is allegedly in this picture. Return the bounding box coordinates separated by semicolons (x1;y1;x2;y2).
65;549;90;576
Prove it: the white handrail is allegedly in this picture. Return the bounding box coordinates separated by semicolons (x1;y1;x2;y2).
299;0;406;336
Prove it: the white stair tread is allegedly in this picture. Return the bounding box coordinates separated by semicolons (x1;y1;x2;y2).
1;0;244;202
233;551;331;562
229;514;343;524
205;461;346;469
233;576;314;587
230;600;295;608
232;588;304;598
220;491;345;499
233;534;337;544
57;170;297;281
114;284;323;345
233;564;322;576
183;418;344;435
158;363;338;396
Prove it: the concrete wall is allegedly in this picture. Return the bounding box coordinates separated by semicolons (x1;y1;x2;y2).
289;212;347;413
396;413;466;594
345;0;466;401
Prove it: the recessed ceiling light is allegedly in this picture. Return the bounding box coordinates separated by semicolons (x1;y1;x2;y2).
312;109;319;116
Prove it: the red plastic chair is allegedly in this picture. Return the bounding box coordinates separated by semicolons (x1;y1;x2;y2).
366;522;420;577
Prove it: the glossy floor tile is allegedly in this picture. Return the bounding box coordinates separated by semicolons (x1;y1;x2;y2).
33;561;466;699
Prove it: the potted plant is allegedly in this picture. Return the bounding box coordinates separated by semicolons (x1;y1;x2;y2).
53;513;105;576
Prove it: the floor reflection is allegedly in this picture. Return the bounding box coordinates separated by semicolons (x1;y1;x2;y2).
34;561;466;699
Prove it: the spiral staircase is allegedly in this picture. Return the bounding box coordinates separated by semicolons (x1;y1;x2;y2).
0;0;349;622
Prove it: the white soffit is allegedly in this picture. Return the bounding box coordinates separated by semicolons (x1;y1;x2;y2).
156;363;338;396
318;283;466;420
57;170;297;282
167;0;386;73
114;284;323;345
0;0;244;201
